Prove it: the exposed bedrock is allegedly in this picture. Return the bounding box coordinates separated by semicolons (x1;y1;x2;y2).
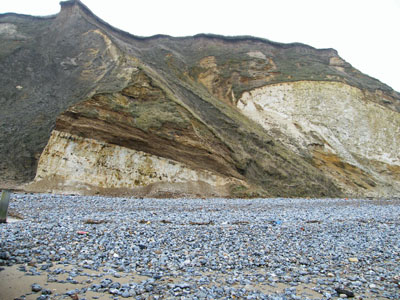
2;0;399;197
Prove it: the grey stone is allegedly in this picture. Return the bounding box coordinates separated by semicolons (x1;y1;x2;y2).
31;283;42;292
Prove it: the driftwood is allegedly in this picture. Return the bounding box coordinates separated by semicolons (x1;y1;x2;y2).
189;221;214;225
0;190;11;223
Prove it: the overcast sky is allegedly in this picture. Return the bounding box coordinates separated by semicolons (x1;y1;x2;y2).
1;0;399;92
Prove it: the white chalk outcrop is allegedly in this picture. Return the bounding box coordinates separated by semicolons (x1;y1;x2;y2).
238;81;400;196
28;130;241;197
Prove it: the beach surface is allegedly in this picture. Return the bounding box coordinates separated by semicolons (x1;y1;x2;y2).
1;194;399;299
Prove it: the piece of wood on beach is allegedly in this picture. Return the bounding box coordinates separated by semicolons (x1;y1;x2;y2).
0;189;11;223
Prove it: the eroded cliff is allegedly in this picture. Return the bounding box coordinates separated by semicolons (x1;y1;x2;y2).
238;81;400;196
1;0;399;197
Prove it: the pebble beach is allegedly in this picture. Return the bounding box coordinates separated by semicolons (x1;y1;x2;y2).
0;194;399;299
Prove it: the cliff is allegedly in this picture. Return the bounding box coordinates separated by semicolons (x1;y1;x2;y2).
1;0;399;197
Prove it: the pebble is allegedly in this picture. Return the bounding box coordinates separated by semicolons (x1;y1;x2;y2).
31;283;42;292
41;289;52;295
65;289;80;296
348;257;359;263
1;194;399;299
109;288;119;294
0;251;10;260
121;291;131;298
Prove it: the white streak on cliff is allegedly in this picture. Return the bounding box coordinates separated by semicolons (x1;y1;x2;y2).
33;130;236;193
238;81;400;167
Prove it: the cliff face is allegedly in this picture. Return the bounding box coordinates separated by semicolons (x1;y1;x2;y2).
238;81;400;196
1;0;399;197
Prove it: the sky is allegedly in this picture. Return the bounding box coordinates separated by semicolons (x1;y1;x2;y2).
1;0;399;92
